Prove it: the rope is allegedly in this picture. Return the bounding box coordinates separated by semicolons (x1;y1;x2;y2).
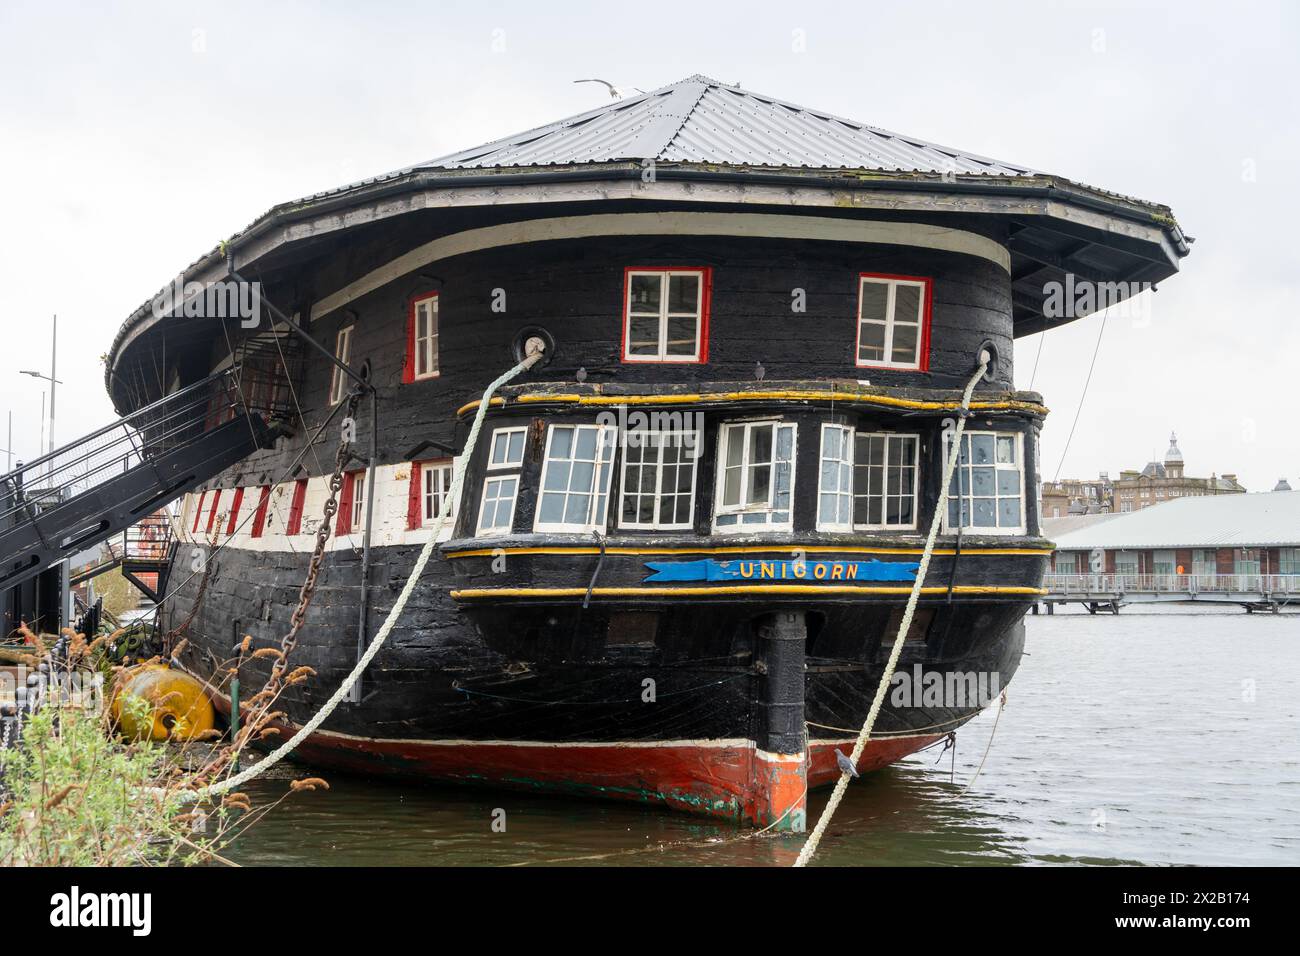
179;347;545;801
1052;310;1108;482
961;688;1006;793
793;353;989;867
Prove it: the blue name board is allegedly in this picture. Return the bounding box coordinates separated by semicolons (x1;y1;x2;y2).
643;558;919;583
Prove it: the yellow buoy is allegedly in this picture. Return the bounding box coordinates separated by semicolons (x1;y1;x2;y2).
111;665;215;742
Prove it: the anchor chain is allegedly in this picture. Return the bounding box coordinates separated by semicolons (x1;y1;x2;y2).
278;386;364;672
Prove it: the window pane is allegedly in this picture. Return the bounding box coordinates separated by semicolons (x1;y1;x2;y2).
972;498;996;527
628;315;660;355
665;315;697;356
751;425;773;464
998;498;1021;527
506;430;525;464
859;281;888;322
971;467;996;496
858;321;886;362
539;491;565;524
894;284;922;324
891;323;918;364
971;435;995;465
749;463;771;504
630;274;661;311
543;460;570;491
997;469;1020;495
667;274;699;312
997;435;1016;464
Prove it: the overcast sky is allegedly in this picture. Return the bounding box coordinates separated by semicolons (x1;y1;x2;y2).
1;0;1295;490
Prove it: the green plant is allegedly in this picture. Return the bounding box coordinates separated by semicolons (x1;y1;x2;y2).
0;696;229;866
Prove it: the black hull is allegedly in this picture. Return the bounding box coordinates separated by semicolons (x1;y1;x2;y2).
171;540;1028;824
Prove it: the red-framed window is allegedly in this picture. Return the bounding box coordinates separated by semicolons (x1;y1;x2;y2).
286;478;309;535
191;491;207;534
225;487;245;537
250;485;272;538
205;489;223;535
336;470;366;536
620;267;711;364
407;459;455;530
402;292;440;383
854;272;932;372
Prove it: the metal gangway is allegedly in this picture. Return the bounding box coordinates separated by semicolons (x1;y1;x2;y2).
0;368;275;595
1042;573;1300;613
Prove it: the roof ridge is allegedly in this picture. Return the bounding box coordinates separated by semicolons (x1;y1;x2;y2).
648;78;711;159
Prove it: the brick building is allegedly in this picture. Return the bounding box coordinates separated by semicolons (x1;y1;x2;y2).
1041;433;1246;518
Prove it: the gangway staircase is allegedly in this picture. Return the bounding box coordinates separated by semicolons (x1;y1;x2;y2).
0;368;277;597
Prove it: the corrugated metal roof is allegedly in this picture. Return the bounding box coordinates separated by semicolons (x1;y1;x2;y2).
1042;511;1125;539
420;74;1036;176
1052;491;1300;551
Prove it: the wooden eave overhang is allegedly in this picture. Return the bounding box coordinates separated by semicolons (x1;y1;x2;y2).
106;161;1187;414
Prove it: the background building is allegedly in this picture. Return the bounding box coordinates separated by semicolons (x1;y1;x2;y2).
1046;489;1300;577
1041;432;1246;518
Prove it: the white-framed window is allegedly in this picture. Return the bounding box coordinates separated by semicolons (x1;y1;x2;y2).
350;471;366;532
487;427;527;471
329;325;354;405
477;475;519;536
622;268;708;363
714;421;796;531
944;431;1025;534
1279;548;1300;575
854;433;920;530
817;424;854;531
855;274;928;370
1114;551;1139;575
422;460;455;523
535;424;617;532
476;427;527;536
815;427;920;532
619;429;700;530
412;294;439;380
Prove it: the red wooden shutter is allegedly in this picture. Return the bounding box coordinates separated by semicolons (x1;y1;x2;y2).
251;485;271;538
225;487;245;536
286;478;308;535
192;491;206;533
407;462;423;530
336;472;356;536
205;489;222;534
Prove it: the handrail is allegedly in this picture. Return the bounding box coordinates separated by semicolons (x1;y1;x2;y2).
0;367;239;483
1044;572;1300;596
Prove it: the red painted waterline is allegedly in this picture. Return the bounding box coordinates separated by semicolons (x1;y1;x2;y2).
213;695;940;824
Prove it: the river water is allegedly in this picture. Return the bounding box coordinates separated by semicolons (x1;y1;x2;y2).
225;607;1299;866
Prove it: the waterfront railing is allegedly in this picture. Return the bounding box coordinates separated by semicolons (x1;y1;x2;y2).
1044;573;1300;597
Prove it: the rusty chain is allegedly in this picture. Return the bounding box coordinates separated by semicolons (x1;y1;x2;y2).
277;386;365;671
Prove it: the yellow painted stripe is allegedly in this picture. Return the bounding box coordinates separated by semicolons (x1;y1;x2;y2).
450;585;1047;599
457;390;1048;418
447;544;1053;559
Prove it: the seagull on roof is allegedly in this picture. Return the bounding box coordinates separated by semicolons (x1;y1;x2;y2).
574;78;629;100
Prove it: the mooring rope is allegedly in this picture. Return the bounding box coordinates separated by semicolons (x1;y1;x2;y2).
794;352;989;867
178;346;546;801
